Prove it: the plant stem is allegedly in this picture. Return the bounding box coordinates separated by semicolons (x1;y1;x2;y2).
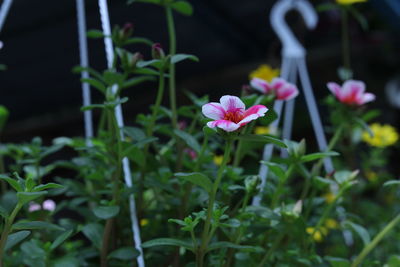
197;139;232;267
258;231;285;267
0;203;22;266
271;165;295;208
165;6;177;129
146;69;165;138
341;7;351;73
351;214;400;267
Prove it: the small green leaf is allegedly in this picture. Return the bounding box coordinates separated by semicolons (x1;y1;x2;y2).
72;66;104;81
50;229;73;251
324;256;350;267
171;1;193;16
136;59;163;68
175;172;213;193
0;105;9;131
4;231;31;251
173;129;201;152
17;191;47;206
0;175;22;192
121;76;155;89
81;104;105;111
124;37;153;46
343;221;370;246
235;134;287;148
0;205;8;218
108;247;140;260
260;161;285;179
82;223;103;250
86;30;105;38
33;183;63;192
81;78;106;93
384;180;400;187
93;206;120;220
207;242;264;253
301;151;339;162
353;117;373;137
170;54;199;64
141;238;193;251
13;221;64;231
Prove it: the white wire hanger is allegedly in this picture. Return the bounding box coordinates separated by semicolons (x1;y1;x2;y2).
252;0;334;206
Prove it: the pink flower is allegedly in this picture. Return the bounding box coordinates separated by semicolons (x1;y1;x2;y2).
42;199;56;212
250;77;299;101
28;202;41;212
327;80;375;106
184;148;197;160
202;95;268;132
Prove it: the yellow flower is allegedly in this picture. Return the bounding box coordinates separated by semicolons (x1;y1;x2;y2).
323;192;336;204
140;218;149;227
362;123;399;148
306;227;328;242
365;171;378;182
213;155;223;166
325;219;339;229
249;64;280;82
336;0;367;5
254;126;270;135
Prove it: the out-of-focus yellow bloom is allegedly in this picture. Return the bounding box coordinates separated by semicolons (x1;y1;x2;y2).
336;0;367;5
365;171;378;182
140;218;149;227
306;227;328;242
362;123;399;148
323;192;336;204
213;155;223;166
325;219;339;229
254;126;270;135
249;64;280;82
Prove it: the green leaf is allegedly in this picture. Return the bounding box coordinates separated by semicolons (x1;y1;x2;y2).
33;183;63;192
72;66;104;81
343;221;371;246
82;223;103;250
260;161;285;179
0;105;9;131
134;67;160;76
0;175;22;192
171;1;193;16
81;78;106;93
324;256;350;267
50;229;73;251
353;117;373;137
170;54;199;64
173;129;201;152
0;205;8;218
124;37;153;46
13;221;64;231
86;29;105;38
235;134;287;148
108;247;140;260
141;238;193;251
121;76;155;89
207;242;264;253
93;206;120;219
136;59;163;69
348;5;368;31
81;104;105;111
127;0;162;5
4;231;31;251
125;146;145;167
301;151;339;162
175;172;213;193
384;180;400;187
17;191;47;206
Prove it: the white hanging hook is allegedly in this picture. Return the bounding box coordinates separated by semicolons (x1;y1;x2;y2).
270;0;318;58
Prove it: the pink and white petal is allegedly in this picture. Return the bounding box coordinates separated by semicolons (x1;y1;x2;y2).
207;120;240;132
202;102;225;120
250;78;269;94
220;95;245;113
359;92;376;104
277;85;299;101
271;78;287;91
342;80;365;98
243;104;268;117
327;82;342;98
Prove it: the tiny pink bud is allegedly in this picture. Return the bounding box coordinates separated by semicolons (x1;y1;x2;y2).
151;43;165;59
178;121;187;130
120;23;134;40
42;199;56;212
28;202;41;212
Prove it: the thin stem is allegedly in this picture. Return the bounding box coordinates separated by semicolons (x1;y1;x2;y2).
197;139;232;267
165;6;177;129
351;214;400;267
341;8;351;73
257;231;285;267
146;69;165;138
0;203;22;266
271;165;295;208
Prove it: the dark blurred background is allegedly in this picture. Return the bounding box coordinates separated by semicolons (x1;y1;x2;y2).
0;0;399;143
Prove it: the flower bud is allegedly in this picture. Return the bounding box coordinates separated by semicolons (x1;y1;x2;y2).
245;176;259;194
120;23;134;40
129;52;143;68
151;43;165;60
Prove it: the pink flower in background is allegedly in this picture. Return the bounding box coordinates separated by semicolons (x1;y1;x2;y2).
43;199;56;212
28;202;41;212
202;95;268;132
184;148;197;160
250;77;299;101
327;80;375;106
